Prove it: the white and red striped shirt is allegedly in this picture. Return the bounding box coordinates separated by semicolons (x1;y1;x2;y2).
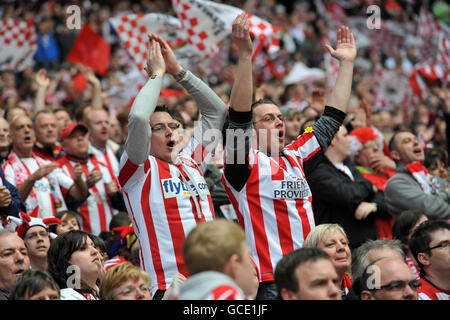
58;154;117;235
223;133;319;282
89;143;120;187
222;106;345;283
418;277;450;300
3;153;72;218
119;150;214;295
104;256;128;271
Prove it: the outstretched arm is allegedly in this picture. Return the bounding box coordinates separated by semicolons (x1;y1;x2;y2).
150;34;227;154
325;26;356;113
224;13;255;192
126;38;166;165
229;12;253;112
84;68;103;109
34;69;50;112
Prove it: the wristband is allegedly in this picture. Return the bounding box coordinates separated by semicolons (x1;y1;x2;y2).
174;68;187;81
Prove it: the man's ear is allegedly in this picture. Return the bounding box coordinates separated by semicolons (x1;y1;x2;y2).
390;149;400;162
417;252;430;268
360;290;375;300
280;288;297;300
223;253;240;279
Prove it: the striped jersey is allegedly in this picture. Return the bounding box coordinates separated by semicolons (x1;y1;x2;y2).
3;153;73;218
418;277;450;300
58;154;118;235
119;149;214;295
222;106;345;282
223;133;318;282
89;143;120;187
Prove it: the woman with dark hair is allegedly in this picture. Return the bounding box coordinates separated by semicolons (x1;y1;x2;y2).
47;230;103;300
392;209;428;280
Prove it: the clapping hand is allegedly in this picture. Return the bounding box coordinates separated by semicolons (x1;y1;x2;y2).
147;33;181;76
144;35;166;78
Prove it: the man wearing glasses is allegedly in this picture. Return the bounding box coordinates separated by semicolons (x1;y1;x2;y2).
409;220;450;300
118;33;227;300
359;257;420;300
222;14;357;299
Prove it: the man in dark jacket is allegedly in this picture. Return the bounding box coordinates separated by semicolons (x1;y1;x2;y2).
307;125;388;249
0;165;25;225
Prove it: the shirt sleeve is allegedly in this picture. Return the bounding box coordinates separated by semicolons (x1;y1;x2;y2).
178;71;227;156
223;108;253;192
126;75;162;165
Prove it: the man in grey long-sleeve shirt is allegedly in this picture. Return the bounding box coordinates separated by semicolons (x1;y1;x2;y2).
118;34;227;299
385;130;450;219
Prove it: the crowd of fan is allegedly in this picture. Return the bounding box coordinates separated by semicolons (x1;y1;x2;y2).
0;0;449;301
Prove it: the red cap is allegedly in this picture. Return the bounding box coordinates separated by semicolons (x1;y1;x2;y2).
60;123;88;141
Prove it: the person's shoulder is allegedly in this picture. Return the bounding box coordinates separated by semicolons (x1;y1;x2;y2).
204;284;247;300
60;288;88;300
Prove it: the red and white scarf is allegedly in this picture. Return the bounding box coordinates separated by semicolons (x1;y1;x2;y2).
406;161;440;195
7;150;66;216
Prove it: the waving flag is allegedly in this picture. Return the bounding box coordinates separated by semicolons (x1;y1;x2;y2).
66;24;111;76
109;13;186;71
172;0;280;59
0;18;37;71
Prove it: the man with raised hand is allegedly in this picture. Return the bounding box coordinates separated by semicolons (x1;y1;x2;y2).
222;16;356;300
118;33;227;299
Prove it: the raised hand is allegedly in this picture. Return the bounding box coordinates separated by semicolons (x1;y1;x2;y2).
148;33;181;76
231;12;253;59
325;26;356;63
72;163;83;182
0;186;11;207
84;68;101;88
144;37;166;78
86;169;102;188
35;69;50;88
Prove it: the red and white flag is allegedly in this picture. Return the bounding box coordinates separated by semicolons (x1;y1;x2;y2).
172;0;280;59
0;18;37;71
417;9;450;65
409;64;448;101
410;10;450;100
109;13;185;71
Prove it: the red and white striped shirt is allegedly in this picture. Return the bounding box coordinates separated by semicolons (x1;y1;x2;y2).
3;152;72;217
58;154;117;235
89;143;120;187
119;150;214;295
222;105;345;283
222;132;319;282
418;277;450;300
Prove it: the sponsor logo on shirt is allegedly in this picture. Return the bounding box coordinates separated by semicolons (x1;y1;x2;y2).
273;180;311;199
161;177;208;199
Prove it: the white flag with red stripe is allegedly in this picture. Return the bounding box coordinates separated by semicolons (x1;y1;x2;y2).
0;18;37;71
171;0;280;59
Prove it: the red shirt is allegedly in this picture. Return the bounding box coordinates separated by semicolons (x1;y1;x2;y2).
418;277;450;300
